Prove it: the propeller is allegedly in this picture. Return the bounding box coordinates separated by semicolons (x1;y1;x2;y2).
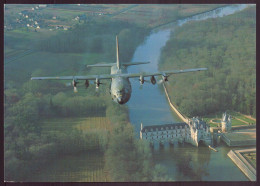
139;75;144;84
95;78;101;89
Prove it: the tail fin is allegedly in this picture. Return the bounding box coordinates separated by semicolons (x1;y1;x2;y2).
116;35;120;69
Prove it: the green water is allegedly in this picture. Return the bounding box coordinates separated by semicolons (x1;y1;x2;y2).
151;142;249;181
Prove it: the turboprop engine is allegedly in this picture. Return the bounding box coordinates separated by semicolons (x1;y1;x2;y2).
95;78;101;89
72;79;78;93
139;75;144;85
85;80;89;88
150;76;156;85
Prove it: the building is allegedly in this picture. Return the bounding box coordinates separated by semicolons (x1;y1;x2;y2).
140;122;190;145
140;117;212;147
221;112;232;132
188;117;212;146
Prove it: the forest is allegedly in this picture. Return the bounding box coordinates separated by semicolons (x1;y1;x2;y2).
159;7;256;118
4;18;169;181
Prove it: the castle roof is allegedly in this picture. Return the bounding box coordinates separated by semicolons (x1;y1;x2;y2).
191;117;207;129
141;123;188;133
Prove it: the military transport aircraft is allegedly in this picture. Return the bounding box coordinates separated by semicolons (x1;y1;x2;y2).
31;36;207;104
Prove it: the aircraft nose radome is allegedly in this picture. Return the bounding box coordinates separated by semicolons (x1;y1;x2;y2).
117;97;124;104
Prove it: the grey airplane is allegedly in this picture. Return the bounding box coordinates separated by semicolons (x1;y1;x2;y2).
31;36;207;104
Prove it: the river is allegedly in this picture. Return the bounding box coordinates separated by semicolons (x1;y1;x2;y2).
127;4;253;181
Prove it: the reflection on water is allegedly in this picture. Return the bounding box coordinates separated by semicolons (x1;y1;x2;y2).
151;142;248;181
127;4;252;181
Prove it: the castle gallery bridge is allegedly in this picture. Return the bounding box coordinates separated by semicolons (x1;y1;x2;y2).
140;117;212;147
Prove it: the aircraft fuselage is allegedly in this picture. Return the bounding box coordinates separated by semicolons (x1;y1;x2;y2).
110;65;132;104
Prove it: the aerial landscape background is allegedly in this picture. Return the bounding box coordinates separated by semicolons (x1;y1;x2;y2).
4;4;256;181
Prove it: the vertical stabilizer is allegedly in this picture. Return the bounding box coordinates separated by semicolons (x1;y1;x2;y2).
116;35;120;69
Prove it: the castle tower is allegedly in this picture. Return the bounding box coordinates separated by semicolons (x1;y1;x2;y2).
221;112;232;132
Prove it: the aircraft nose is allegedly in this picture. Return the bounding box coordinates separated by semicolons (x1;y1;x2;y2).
117;97;124;104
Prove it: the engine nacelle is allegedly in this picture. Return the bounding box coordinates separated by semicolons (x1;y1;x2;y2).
162;74;168;82
150;76;156;85
139;75;144;85
95;78;101;89
72;79;78;93
85;80;89;88
72;79;78;87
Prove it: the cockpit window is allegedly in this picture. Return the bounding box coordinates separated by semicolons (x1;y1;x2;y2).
118;89;125;94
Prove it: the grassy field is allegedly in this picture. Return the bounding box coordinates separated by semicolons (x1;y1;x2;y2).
39;116;111;181
41;116;111;133
202;111;255;127
27;152;109;182
5;4;226;33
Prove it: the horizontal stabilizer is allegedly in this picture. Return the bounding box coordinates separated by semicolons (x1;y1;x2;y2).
122;62;150;66
87;63;116;67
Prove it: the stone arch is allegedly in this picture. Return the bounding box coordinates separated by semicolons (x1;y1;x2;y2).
198;140;205;147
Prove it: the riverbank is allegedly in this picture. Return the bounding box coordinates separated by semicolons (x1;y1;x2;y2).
152;4;228;29
162;83;189;123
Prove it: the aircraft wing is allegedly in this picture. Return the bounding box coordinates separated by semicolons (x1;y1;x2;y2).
31;74;114;80
119;68;207;78
31;68;207;81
